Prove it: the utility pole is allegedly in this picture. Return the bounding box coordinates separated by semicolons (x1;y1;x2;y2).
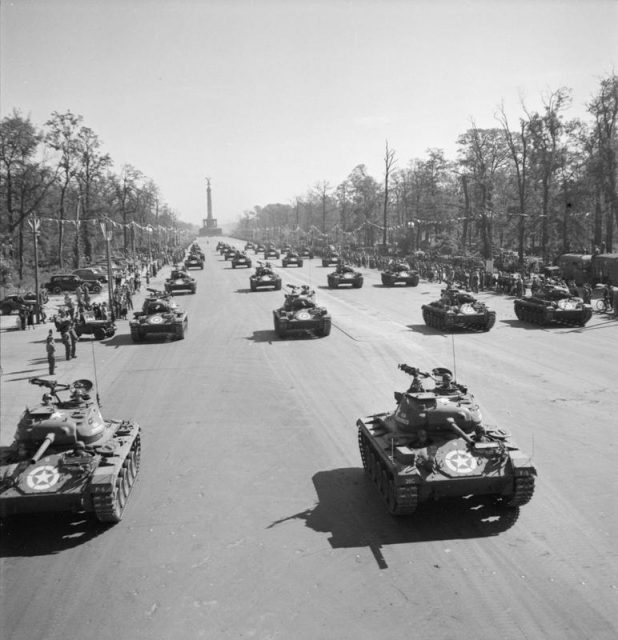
28;216;41;324
99;220;115;320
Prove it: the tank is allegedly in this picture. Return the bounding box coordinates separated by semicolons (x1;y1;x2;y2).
0;378;141;523
129;289;188;341
273;284;331;338
514;285;592;326
164;269;197;295
281;251;303;268
231;252;252;269
422;286;496;331
327;263;363;289
357;364;536;515
184;255;204;270
249;262;282;291
321;251;340;267
381;261;419;286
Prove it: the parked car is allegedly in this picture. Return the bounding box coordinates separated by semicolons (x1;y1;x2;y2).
73;268;108;283
43;274;102;295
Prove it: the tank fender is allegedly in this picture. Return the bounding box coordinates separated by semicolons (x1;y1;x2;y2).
508;450;537;475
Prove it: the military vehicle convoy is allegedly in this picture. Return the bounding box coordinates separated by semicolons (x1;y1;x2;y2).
327;263;363;289
164;269;197;295
0;378;141;523
129;289;188;341
357;364;536;515
514;285;592;326
249;262;282;291
380;261;419;286
422;286;496;331
273;284;331;338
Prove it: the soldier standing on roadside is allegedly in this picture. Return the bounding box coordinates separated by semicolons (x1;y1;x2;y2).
68;320;78;359
61;328;71;361
46;330;56;375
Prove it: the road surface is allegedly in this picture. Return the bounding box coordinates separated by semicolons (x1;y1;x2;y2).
1;238;617;640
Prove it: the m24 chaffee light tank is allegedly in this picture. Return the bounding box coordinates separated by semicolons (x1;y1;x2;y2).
422;286;496;331
164;269;197;295
249;262;282;291
381;261;419;286
130;289;188;341
273;284;331;338
357;364;536;515
0;378;141;523
514;285;592;326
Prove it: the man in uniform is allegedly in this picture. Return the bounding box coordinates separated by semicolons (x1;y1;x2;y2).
45;330;56;375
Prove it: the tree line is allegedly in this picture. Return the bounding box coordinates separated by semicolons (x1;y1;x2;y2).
0;110;192;290
236;73;618;264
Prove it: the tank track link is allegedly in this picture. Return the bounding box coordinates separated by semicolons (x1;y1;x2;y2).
92;434;141;523
358;429;418;516
423;307;494;332
514;302;590;327
506;475;535;507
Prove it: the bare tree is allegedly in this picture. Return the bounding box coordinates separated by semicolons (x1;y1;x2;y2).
382;140;396;246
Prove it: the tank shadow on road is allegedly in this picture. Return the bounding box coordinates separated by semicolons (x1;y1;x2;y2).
246;330;323;343
268;468;520;570
0;513;108;557
406;323;444;335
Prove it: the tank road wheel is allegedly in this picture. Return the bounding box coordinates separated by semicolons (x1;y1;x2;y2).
483;312;496;332
514;305;522;321
92;474;126;524
357;433;368;470
506;476;535;507
318;318;331;337
385;477;398;514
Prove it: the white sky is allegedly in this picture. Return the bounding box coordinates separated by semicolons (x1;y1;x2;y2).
2;0;617;227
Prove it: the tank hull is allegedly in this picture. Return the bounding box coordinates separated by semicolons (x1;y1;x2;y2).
514;299;592;326
357;414;535;516
422;304;496;331
381;271;419;286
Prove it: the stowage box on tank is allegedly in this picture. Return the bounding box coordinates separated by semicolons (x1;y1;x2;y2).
0;378;141;523
357;365;536;515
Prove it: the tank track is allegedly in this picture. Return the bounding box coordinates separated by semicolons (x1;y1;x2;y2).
92;434;141;523
514;302;590;327
358;429;418;516
506;475;535;507
423;307;494;331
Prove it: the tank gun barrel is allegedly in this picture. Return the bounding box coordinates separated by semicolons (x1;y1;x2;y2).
30;433;56;465
446;418;474;445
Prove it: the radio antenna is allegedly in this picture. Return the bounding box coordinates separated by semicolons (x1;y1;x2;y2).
91;341;101;406
451;333;457;381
